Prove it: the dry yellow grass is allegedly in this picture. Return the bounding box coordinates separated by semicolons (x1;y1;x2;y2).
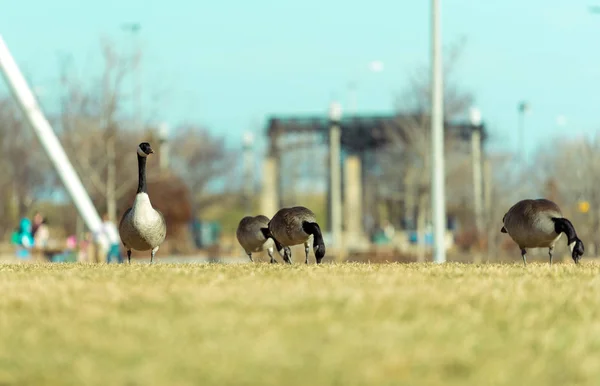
0;261;599;385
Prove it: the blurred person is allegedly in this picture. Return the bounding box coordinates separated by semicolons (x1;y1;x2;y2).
78;232;92;262
383;220;395;240
66;235;77;250
11;218;34;260
31;212;43;237
34;216;50;249
95;213;123;264
62;235;78;262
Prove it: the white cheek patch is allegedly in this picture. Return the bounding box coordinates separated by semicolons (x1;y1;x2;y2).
137;146;147;157
569;242;575;253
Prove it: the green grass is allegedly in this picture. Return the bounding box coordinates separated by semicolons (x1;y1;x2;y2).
0;261;599;385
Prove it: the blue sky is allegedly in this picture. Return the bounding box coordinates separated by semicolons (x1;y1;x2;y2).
1;0;599;162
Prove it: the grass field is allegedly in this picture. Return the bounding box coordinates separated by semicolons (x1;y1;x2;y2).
0;261;600;385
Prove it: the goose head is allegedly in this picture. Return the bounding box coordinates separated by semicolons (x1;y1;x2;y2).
137;142;154;157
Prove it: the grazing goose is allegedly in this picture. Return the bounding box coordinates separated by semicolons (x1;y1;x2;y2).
236;215;276;263
262;206;326;264
118;142;167;264
500;198;584;265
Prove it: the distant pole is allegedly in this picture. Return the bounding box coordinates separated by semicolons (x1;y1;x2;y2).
346;61;383;117
470;107;483;235
483;158;492;224
159;122;169;170
518;101;529;162
329;102;343;249
0;35;102;233
243;132;255;215
431;0;446;263
122;23;141;131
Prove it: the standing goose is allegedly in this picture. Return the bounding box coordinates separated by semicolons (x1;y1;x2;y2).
118;142;167;264
236;215;277;263
501;198;584;265
262;206;326;264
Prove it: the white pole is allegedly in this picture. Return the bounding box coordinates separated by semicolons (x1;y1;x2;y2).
471;127;483;233
431;0;446;263
469;108;483;235
0;35;102;233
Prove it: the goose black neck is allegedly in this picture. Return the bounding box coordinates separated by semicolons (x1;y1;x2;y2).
302;221;324;247
553;217;578;243
137;154;147;194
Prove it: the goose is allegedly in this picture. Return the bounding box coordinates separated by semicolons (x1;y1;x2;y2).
236;215;277;263
500;198;584;265
262;206;326;264
118;142;167;264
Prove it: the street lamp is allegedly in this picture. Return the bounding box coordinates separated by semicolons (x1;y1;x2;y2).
469;107;482;126
329;102;343;249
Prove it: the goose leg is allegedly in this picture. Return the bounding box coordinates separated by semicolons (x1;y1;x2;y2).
151;246;159;264
521;248;527;266
247;252;254;263
548;246;554;265
127;249;131;264
273;239;286;259
304;242;310;264
267;247;277;263
283;247;293;264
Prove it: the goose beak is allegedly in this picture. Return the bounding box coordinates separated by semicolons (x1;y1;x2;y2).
148;147;154;154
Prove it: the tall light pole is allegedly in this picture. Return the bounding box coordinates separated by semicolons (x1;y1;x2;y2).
518;101;529;162
122;23;141;131
329;102;343;249
470;107;483;235
431;0;446;263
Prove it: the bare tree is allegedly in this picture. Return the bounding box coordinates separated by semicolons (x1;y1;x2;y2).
532;134;600;255
57;38;137;223
168;124;235;211
0;97;55;236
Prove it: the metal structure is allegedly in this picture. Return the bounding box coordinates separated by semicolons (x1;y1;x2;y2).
264;113;487;241
0;35;102;233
